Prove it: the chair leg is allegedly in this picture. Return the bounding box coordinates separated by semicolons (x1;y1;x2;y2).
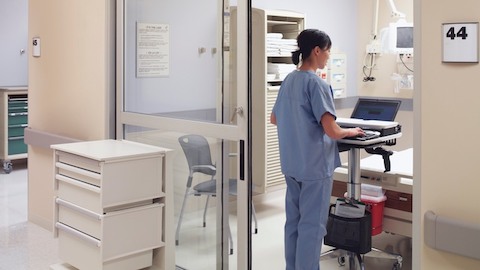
203;195;210;227
252;203;258;234
175;187;191;245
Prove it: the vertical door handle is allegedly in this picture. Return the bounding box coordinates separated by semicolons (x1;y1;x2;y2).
240;140;244;180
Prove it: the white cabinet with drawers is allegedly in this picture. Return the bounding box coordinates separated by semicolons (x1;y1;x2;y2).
51;139;174;270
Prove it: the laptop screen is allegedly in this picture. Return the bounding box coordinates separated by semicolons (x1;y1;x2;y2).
350;99;401;121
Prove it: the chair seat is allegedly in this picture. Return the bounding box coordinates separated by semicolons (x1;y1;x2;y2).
194;179;237;195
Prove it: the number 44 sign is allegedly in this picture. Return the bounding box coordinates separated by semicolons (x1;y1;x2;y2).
442;22;478;63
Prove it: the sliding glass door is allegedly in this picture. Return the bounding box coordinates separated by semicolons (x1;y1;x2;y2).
116;0;252;269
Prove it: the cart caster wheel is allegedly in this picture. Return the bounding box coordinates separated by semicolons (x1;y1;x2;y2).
338;256;346;266
3;161;12;174
393;261;402;270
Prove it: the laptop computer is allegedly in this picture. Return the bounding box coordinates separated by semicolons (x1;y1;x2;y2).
337;98;402;144
350;98;401;122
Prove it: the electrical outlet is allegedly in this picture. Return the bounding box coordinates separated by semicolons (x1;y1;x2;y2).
397;53;413;63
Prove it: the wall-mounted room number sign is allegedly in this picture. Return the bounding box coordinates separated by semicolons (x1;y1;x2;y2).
442;22;478;63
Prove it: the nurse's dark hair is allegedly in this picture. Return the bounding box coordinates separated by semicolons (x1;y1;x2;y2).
292;29;332;65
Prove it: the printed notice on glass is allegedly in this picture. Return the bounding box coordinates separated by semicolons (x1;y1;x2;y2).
136;23;169;77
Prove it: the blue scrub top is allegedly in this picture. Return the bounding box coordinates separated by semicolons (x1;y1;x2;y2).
272;70;341;180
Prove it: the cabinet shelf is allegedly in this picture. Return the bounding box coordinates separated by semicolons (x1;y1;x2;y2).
254;9;304;193
267;20;299;25
231;8;304;193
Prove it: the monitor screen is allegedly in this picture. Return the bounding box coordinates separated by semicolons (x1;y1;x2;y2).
387;21;414;54
351;99;401;121
396;26;414;49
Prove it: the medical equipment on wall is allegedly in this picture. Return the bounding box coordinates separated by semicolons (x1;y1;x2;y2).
363;0;414;92
366;0;408;54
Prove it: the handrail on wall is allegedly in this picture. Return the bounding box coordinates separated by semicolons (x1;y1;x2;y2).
24;127;80;149
424;210;480;260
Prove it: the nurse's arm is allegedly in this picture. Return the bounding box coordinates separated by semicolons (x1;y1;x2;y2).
321;113;364;140
270;112;277;125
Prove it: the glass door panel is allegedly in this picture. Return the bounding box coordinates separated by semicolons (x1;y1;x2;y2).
117;1;250;269
124;126;240;269
123;0;224;122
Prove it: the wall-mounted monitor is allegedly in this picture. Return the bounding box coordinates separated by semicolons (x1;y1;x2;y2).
389;21;413;55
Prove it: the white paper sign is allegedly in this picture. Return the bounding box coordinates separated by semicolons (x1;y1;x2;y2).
442;22;478;63
136;23;170;77
32;37;41;57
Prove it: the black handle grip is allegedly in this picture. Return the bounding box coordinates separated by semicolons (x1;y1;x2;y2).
239;140;244;180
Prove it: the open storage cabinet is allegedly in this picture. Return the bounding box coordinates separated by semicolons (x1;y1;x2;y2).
0;87;28;173
249;8;305;193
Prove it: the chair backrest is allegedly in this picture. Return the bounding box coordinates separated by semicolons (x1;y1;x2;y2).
178;134;216;176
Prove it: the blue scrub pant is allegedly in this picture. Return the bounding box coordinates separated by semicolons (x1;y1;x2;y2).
284;175;333;270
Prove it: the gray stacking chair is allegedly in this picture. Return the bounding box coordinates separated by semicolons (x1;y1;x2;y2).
175;134;258;254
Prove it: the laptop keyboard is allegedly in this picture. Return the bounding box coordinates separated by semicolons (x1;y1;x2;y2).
345;130;381;141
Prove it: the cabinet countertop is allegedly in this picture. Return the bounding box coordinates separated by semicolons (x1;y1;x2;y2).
0;86;28;91
51;139;171;161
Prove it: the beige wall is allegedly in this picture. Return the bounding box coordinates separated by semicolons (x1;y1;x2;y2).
414;0;480;269
28;0;114;229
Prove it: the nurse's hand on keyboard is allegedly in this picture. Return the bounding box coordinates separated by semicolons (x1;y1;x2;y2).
346;127;365;138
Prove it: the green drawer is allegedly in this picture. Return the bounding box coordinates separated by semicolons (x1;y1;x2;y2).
8;114;28;125
8;106;28;114
8;137;27;155
8;125;27;137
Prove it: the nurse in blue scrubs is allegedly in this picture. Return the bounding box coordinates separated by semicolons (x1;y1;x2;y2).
270;29;364;270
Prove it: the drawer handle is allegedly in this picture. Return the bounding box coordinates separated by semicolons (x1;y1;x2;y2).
8;98;28;102
56;174;101;193
56;162;101;180
56;197;102;220
55;222;101;247
8;112;28;116
8;136;24;140
9;124;28;128
399;197;408;202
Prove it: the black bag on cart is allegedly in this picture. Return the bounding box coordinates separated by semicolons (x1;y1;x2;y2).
324;204;372;254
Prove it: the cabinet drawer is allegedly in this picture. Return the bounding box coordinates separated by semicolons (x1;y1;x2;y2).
333;181;413;213
56;223;154;270
56;153;164;209
332;87;346;99
57;151;101;173
8;106;28;114
56;174;103;213
8;125;27;137
8;137;27;155
56;198;163;246
56;174;157;214
8;97;28;111
57;198;103;239
330;73;346;86
57;162;102;187
8;114;27;125
384;190;412;212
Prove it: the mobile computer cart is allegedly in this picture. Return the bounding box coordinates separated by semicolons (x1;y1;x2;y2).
321;135;403;270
